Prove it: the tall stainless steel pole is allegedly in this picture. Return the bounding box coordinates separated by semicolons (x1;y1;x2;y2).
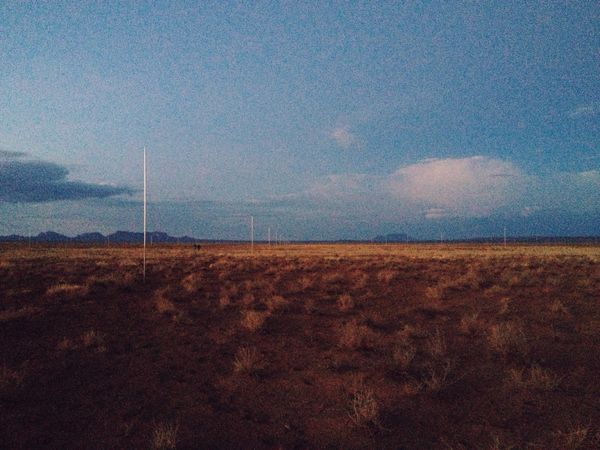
143;147;147;281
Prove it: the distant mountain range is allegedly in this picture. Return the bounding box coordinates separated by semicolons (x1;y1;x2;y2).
0;231;198;244
0;231;598;244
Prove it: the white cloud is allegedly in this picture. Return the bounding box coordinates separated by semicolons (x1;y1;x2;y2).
385;156;527;217
330;127;358;149
568;104;598;118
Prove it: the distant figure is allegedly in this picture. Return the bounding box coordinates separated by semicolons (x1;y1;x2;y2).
194;244;201;251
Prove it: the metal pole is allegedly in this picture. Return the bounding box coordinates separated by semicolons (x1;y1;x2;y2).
143;147;147;281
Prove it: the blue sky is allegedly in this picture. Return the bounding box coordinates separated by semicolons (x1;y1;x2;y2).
1;1;598;239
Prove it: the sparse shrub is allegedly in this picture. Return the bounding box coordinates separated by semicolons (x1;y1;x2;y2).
552;426;589;449
488;321;527;356
82;329;107;353
181;272;202;293
265;295;287;313
46;283;88;297
240;293;256;308
459;312;481;334
425;285;444;301
349;385;379;426
241;310;268;332
339;319;375;350
155;292;177;315
218;294;231;309
498;297;511;315
392;341;416;370
421;360;453;393
337;294;354;312
425;328;447;358
352;271;369;290
0;365;23;390
376;269;395;284
233;347;260;374
0;306;39;323
509;364;561;391
549;299;569;315
56;337;74;351
151;421;179;450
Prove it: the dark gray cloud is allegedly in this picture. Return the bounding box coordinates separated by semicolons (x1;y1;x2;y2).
0;160;133;202
0;149;27;159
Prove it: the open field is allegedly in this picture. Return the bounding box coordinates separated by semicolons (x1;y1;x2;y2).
1;243;599;449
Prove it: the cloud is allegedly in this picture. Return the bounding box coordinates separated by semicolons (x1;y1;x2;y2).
0;150;27;159
330;127;358;149
568;104;598;118
385;156;527;217
0;160;133;203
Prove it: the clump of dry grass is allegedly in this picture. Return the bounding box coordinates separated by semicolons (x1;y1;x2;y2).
425;285;445;302
155;290;177;314
421;359;454;393
352;271;369;290
349;384;379;426
233;347;260;374
488;321;527;356
56;337;75;351
549;299;569;315
507;364;561;391
376;269;395;284
181;272;202;293
459;312;482;334
0;365;23;391
425;328;447;358
218;294;231;309
337;294;354;312
552;425;590;450
498;297;511;315
151;421;179;450
265;295;287;313
392;340;416;370
339;319;376;350
82;329;107;353
241;310;269;332
0;306;39;323
46;283;88;297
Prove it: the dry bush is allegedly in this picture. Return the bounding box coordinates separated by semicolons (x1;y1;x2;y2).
425;328;447;358
321;271;345;285
82;329;107;353
337;294;354;312
459;312;482;334
507;364;560;391
352;271;369;290
552;426;590;450
56;337;75;351
421;360;453;393
498;297;511;315
298;275;315;291
151;421;179;450
0;365;23;390
241;310;268;332
240;293;256;308
0;306;39;323
265;295;287;313
549;299;569;315
233;347;260;374
349;385;379;426
398;323;427;339
376;269;396;284
392;340;416;370
181;272;202;293
46;283;88;298
488;321;527;356
155;291;177;315
339;319;376;350
218;294;231;309
425;285;445;302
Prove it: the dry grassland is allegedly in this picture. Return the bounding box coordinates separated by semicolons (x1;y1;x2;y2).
0;243;599;449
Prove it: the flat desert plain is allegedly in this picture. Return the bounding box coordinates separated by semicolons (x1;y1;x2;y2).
1;243;599;449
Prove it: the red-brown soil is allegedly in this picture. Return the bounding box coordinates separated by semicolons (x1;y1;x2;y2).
1;244;599;449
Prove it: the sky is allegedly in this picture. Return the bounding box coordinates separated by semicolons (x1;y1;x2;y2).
1;1;599;240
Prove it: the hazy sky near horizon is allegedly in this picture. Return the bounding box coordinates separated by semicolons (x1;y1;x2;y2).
1;1;599;239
